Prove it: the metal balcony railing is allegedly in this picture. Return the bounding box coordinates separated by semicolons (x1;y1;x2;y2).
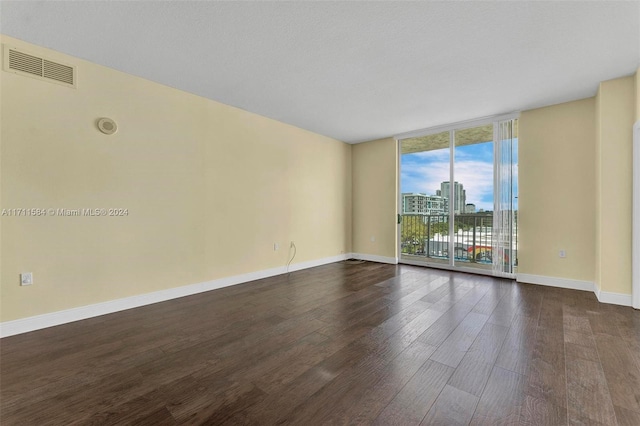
400;213;518;266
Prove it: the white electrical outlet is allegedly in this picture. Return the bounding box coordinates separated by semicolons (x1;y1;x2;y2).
559;250;566;258
371;236;376;242
21;272;33;286
274;243;279;251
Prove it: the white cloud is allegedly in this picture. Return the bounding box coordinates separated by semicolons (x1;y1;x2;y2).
402;159;495;210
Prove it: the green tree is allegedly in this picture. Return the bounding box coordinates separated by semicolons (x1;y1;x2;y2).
401;215;452;254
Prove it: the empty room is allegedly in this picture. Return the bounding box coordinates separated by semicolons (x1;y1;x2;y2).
1;1;639;425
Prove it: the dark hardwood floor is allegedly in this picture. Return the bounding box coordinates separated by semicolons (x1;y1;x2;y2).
1;261;639;425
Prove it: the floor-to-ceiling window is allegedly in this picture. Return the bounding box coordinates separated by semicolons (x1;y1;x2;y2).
400;131;451;265
398;116;518;278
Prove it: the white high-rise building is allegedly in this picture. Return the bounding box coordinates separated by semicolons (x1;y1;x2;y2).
439;181;466;214
402;193;446;216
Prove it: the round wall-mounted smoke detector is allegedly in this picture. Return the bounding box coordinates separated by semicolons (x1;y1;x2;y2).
97;117;118;135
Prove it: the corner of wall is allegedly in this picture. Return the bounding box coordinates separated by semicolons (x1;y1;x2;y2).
594;84;602;294
346;142;354;254
352;137;398;260
595;75;635;296
635;66;640;122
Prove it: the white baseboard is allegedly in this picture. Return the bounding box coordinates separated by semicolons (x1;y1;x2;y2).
351;253;398;264
0;253;350;338
5;260;631;338
517;273;633;307
516;273;595;292
595;287;634;307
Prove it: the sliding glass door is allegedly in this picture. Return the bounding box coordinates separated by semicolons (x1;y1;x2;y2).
399;117;518;278
400;131;451;265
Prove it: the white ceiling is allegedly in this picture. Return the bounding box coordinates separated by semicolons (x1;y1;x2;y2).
1;1;639;143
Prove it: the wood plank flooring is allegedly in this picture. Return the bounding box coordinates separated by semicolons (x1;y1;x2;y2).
1;261;639;425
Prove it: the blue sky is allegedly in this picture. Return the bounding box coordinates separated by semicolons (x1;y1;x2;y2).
401;140;518;211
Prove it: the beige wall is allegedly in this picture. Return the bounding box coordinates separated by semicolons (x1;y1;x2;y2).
595;75;635;295
636;67;640;122
0;35;352;322
518;99;596;282
352;138;397;259
202;101;352;279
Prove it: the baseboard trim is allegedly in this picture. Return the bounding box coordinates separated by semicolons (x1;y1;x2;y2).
517;273;633;307
516;273;595;292
0;253;350;338
595;287;634;307
5;261;630;338
351;253;398;264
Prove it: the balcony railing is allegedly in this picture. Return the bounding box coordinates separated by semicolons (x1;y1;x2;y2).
400;213;517;266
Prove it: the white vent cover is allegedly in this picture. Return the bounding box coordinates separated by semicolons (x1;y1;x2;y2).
3;45;75;87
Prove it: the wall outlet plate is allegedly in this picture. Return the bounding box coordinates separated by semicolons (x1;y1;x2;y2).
21;272;33;286
559;250;566;258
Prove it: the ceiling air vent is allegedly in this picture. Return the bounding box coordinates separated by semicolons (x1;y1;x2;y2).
43;59;74;86
3;45;76;88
